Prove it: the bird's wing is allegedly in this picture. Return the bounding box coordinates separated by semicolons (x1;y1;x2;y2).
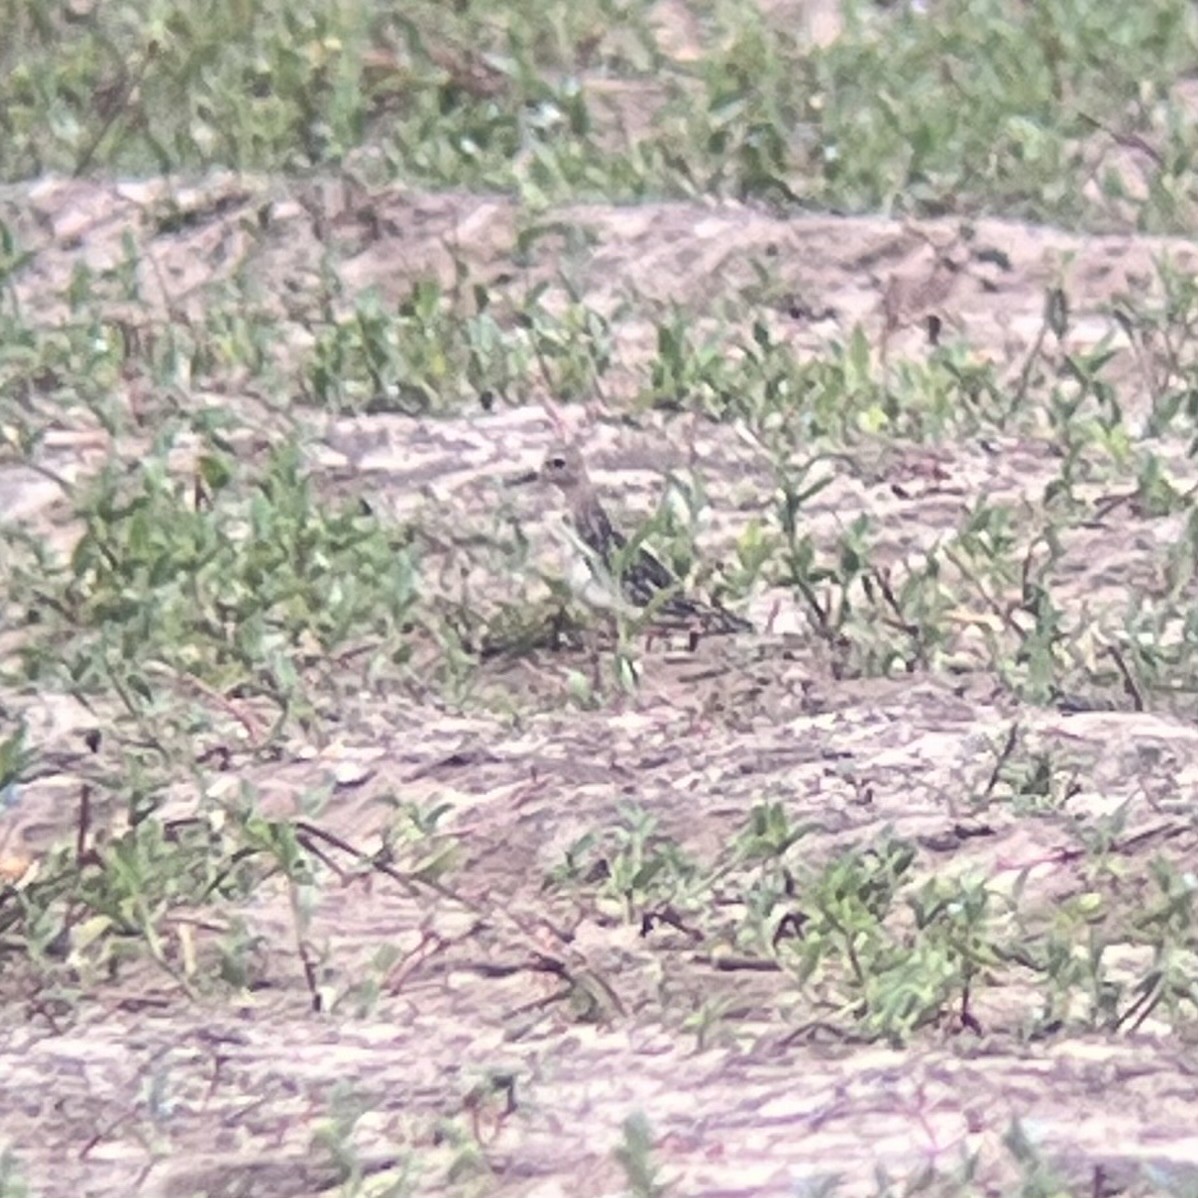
559;516;753;633
621;543;679;607
573;501;677;595
551;518;639;616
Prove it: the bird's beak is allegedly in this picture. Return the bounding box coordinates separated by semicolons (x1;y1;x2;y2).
506;469;540;488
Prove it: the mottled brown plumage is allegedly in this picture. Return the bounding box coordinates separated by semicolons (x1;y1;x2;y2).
539;443;751;635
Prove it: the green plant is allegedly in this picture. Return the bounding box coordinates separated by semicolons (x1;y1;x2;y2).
4;436;418;736
613;1113;667;1198
0;1147;27;1198
551;805;701;923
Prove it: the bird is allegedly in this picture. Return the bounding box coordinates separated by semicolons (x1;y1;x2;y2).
531;441;752;637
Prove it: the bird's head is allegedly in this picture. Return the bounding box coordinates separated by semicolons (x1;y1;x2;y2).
539;442;589;493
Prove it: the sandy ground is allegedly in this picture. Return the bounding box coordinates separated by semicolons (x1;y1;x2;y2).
4;136;1198;1195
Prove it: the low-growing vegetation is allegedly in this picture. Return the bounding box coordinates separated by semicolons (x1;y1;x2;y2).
5;0;1198;1194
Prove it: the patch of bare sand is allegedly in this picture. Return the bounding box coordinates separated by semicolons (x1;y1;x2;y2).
5;681;1198;1193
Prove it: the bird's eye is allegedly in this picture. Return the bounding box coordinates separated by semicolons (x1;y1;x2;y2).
548;455;567;470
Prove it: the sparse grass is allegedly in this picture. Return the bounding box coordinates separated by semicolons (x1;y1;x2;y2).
548;799;1198;1044
4;436;419;736
795;0;1198;224
300;277;616;413
5;0;1198;226
8;0;1198;1193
